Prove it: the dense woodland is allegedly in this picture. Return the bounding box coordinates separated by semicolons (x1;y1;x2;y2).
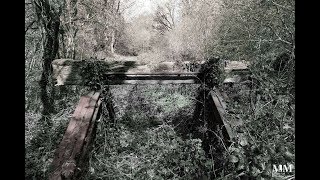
25;0;295;179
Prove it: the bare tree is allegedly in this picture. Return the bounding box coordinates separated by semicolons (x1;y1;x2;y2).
76;0;125;57
153;2;176;34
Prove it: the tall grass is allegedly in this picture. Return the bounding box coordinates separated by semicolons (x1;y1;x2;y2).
84;84;219;179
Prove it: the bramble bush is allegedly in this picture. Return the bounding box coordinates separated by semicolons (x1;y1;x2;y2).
213;0;295;179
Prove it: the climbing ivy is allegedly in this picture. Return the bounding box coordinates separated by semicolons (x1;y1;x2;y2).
197;56;223;91
80;60;111;91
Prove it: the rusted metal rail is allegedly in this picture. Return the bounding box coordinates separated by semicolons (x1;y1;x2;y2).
103;72;201;85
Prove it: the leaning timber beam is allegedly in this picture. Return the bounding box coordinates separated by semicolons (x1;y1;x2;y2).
207;87;246;147
207;88;234;145
49;91;102;180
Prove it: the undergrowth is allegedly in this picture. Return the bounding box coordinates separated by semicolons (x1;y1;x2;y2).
25;62;91;179
85;85;218;180
25;57;294;180
219;54;295;179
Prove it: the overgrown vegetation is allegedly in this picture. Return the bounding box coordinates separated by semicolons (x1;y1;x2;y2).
26;0;294;179
215;0;295;179
25;84;88;179
85;85;217;179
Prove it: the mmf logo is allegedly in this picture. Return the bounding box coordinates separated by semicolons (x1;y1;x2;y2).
272;164;294;174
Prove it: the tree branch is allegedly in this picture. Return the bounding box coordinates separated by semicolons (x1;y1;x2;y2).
25;20;37;34
271;1;295;12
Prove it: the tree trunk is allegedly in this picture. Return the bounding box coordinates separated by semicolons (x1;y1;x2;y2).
109;30;115;54
63;0;78;59
60;29;67;58
34;0;61;116
72;29;78;59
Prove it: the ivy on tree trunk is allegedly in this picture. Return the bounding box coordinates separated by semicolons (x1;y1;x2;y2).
34;0;61;116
